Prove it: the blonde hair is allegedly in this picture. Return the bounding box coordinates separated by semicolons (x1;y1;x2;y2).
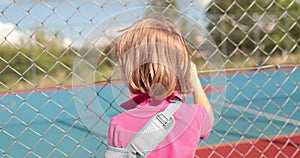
116;14;191;99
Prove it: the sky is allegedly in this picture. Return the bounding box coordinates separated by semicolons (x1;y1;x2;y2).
0;0;211;47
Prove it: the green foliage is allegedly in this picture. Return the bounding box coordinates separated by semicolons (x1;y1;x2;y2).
0;29;115;90
206;0;300;59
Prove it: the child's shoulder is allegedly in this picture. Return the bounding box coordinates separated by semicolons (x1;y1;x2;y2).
179;102;210;115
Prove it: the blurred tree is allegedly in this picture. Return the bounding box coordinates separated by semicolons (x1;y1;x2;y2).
0;28;75;87
206;0;300;65
147;0;177;13
147;0;204;52
33;29;74;75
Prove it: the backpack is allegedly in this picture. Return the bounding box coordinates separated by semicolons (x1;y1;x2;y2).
105;101;181;158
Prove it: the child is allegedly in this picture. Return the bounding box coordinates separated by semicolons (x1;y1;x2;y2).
105;13;214;157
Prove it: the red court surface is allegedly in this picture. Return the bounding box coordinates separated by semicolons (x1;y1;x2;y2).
196;133;300;158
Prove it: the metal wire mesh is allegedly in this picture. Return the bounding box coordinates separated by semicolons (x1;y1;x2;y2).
0;0;299;157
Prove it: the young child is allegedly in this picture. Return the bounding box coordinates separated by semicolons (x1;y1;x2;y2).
105;13;214;157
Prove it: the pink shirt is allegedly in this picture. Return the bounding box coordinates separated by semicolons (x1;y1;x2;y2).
107;93;212;158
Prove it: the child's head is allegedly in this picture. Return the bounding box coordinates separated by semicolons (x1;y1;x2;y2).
116;13;192;99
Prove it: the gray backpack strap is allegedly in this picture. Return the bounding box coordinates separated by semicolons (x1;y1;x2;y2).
126;101;181;157
157;100;181;125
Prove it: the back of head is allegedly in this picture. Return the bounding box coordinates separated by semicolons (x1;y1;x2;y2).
116;12;191;99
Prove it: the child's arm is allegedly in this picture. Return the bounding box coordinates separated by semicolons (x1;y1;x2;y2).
190;62;214;125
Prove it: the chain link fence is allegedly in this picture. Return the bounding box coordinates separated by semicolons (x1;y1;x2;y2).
0;0;299;157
